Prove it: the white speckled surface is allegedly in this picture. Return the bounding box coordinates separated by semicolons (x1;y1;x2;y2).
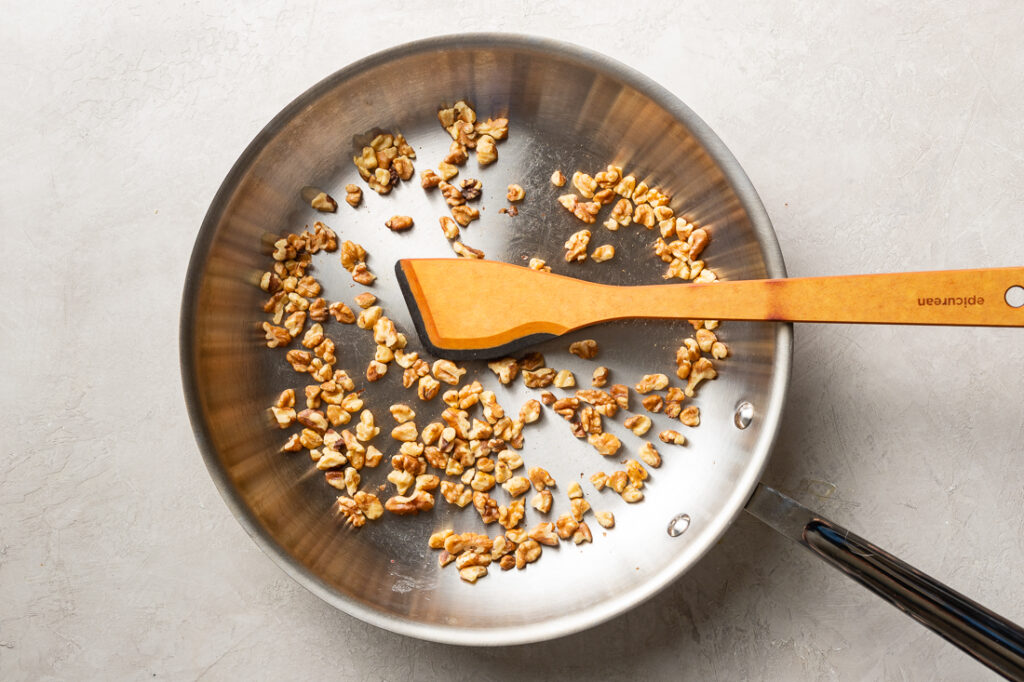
2;2;1023;679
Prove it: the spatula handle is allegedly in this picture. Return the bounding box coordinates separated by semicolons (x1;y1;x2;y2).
635;267;1024;326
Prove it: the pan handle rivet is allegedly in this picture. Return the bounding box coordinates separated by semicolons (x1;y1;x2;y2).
667;513;691;537
733;401;754;429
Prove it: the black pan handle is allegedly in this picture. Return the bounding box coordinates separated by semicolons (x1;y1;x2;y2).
745;484;1024;680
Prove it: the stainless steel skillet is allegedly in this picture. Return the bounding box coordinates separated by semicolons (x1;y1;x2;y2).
179;34;1024;676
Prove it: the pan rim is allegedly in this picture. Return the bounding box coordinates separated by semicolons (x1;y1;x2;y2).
179;32;793;646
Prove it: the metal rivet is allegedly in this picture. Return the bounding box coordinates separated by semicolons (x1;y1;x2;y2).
667;513;691;537
733;401;754;429
1006;285;1024;309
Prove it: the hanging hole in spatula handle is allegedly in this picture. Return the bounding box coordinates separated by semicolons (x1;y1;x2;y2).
1006;285;1024;309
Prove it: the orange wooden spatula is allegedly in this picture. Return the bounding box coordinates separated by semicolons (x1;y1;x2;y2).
395;259;1024;359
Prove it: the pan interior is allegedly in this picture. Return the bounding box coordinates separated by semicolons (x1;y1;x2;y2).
182;36;790;645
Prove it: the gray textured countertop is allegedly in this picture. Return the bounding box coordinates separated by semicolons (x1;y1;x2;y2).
3;2;1023;679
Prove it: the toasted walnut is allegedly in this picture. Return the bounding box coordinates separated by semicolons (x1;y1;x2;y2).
590;366;610;388
571;172;597;199
591;244;615;262
517;400;541;425
515;539;542;569
429;529;454;549
390;421;418;442
685;357;718;397
356;305;382;330
547;169;566;187
526;522;557;547
387;403;414;424
501;475;532;498
270;406;296;429
572;521;593;545
392;155;414;181
385;490;435;515
448;205;478;227
528;467;556;491
503;183;525;202
711;341;729;360
385;215;413;232
621;486;644;503
451;241;484;259
555;514;579;540
297;408;328;432
436;161;459;181
355;410;379;442
341;392;363;413
564;229;591;262
527;257;551;272
336;496;366;527
624;415;652;436
418;375;440;401
431;359;465;386
522;368;555;388
638;442;662;468
484;357;518;385
260;271;282;293
365;360;386;382
420;169;442;189
641;395;663;413
475;116;508;139
274;388;296;409
458;565;487;583
351;262;376;285
340;184;362;208
311;191;337;212
587;432;621;456
324;302;352;325
570;498;590;523
593;511;615;530
568;339;598;360
589;472;608;491
635;373;669;393
439;181;465;206
659;429;687;446
459;178;482;201
604;471;626;494
476;134;497;165
631;203;655;229
339;240;366;271
552;369;576;389
679;405;701;428
521;352;545;371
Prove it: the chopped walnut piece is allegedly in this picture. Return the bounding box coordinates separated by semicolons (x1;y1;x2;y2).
528;467;556;491
591;244;615;262
591;366;610;387
476;134;497;165
429;529;454;549
436;161;458;181
567;481;583;499
711;341;729;360
439;181;465;206
392;156;414;181
486;357;519;385
438;216;460;240
432;359;466;385
635;373;669;393
351;262;376;285
515;539;542;569
659;429;687;446
569;339;598;359
539;391;556;406
506;184;525;202
460;178;482;201
418;375;441;401
390;421;418;442
270;406;296;428
553;369;576;389
459;566;488;583
342;183;362;208
571;172;597;199
624;415;652;436
528;258;551;272
564;229;591;262
588;433;621;456
328;301;355;324
366;360;387;382
685;357;718;397
475;117;508;139
518;400;541;424
385;215;414;232
502;476;531;498
311;191;337;212
353;293;376;310
594;511;615;529
385;490;435;515
638;442;662;468
589;472;608;491
555;514;579;540
528;522;559;547
450;205;480;227
641;395;663;413
550;169;566;186
389;403;415;424
452;241;484;259
420;169;442;189
522;368;556;388
669;405;697;430
356;305;382;330
621;486;644;503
